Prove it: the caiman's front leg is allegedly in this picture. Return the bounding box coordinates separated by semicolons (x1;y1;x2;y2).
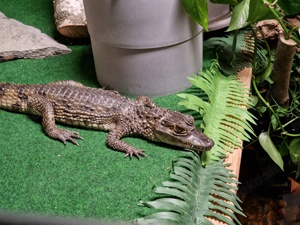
28;96;82;145
107;127;146;159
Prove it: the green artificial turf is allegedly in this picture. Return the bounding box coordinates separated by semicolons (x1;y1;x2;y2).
0;0;204;222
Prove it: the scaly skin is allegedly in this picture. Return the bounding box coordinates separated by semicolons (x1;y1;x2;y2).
0;80;214;159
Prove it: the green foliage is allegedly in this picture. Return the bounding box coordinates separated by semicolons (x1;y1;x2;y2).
258;132;284;170
136;61;256;225
253;41;274;84
227;0;251;31
247;0;271;22
225;0;276;31
136;152;245;225
212;0;300;44
218;0;277;31
204;31;255;74
250;50;300;175
183;0;300;45
277;0;300;16
181;0;208;31
178;61;256;164
289;138;300;178
210;0;238;4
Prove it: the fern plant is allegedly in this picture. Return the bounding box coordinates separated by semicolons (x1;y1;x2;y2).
136;152;244;225
178;61;256;164
136;61;255;224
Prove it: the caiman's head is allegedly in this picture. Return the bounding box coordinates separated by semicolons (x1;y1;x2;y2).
152;110;214;151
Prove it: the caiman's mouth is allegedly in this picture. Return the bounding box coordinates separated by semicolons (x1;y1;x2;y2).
176;134;214;152
154;129;214;152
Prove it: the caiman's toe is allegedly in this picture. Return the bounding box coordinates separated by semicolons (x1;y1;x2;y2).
124;149;146;160
48;128;82;146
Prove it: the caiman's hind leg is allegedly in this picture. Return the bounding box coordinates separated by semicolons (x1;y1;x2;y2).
28;96;82;145
107;127;146;159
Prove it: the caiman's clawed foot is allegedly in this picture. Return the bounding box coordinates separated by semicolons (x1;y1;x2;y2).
124;149;147;160
47;128;83;146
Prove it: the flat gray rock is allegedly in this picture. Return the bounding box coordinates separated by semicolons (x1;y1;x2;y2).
0;12;71;62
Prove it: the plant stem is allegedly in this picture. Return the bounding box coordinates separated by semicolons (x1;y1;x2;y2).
277;118;299;130
264;1;289;36
291;36;300;45
252;80;300;137
252;79;284;130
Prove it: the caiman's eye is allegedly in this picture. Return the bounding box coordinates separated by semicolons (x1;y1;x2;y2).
174;125;187;134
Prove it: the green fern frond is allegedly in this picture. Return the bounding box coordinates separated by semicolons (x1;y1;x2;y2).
204;30;255;75
136;60;254;224
178;61;256;164
136;151;245;225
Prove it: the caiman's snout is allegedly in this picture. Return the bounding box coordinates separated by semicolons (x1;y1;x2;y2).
188;130;214;151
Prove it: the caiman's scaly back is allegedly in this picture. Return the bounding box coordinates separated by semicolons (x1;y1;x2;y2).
0;80;214;159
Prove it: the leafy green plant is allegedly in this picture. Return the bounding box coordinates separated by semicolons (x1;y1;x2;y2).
178;61;255;164
183;0;300;44
137;152;244;225
136;61;255;224
251;61;300;175
185;0;300;176
137;1;300;224
181;0;209;31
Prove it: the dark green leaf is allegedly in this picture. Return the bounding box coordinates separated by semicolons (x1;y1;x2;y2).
277;0;300;16
270;114;279;130
182;0;209;30
257;105;267;116
247;0;270;22
210;0;238;5
278;140;289;157
289;138;300;164
255;60;273;84
258;132;284;170
289;138;300;178
227;0;250;31
250;95;258;106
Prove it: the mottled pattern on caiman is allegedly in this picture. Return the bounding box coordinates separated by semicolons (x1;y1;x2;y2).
0;80;214;158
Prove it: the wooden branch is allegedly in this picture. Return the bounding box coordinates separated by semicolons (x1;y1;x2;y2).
270;34;297;107
227;67;252;177
54;0;89;38
208;67;252;225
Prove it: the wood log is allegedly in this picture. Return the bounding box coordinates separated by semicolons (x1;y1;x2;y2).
54;0;89;38
271;34;297;107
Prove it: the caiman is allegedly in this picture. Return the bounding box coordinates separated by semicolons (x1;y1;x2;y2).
0;80;214;159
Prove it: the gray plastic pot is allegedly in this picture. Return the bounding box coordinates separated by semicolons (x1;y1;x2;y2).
208;1;231;31
83;0;203;97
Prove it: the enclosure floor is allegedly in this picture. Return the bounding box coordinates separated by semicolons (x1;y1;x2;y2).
0;0;209;222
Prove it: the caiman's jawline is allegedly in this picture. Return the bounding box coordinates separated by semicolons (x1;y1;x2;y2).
155;136;214;152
